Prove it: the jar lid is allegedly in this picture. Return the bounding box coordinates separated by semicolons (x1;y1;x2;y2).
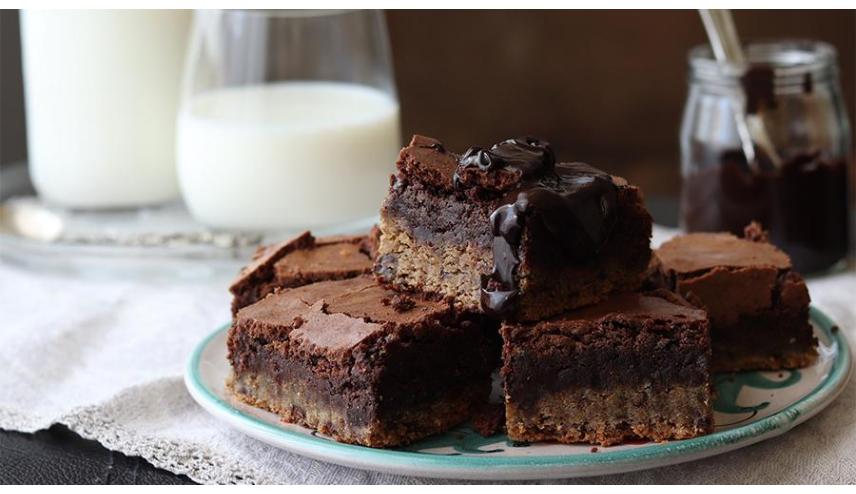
689;39;839;87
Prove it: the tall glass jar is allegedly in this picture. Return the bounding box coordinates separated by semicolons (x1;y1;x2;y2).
679;40;852;273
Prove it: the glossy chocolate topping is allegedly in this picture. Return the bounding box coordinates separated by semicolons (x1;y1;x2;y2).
455;137;555;192
394;135;622;317
478;158;619;317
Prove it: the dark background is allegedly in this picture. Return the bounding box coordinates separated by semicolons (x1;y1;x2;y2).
0;8;854;485
2;9;855;198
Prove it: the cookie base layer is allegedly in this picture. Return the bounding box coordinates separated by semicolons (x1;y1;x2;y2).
376;215;489;309
712;330;818;373
376;212;649;321
229;371;480;448
712;350;818;373
505;384;714;446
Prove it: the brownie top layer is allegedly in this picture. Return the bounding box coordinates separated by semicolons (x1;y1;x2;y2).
653;226;809;326
236;275;453;352
657;232;792;274
230;232;372;295
230;231;314;295
539;290;707;328
398;135;460;192
398;134;627;197
274;239;372;279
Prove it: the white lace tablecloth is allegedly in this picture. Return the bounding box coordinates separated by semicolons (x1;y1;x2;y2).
1;227;855;484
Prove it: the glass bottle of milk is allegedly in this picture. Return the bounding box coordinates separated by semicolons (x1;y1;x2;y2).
20;10;191;208
177;10;401;231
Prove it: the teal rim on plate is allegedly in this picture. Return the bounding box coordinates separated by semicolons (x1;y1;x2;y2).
185;306;851;474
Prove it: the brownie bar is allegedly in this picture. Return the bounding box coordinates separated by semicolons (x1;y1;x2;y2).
501;290;714;446
229;231;374;315
652;223;817;372
228;275;499;448
375;135;652;321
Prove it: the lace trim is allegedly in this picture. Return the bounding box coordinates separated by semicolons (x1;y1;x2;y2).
0;406;50;433
0;403;273;484
61;406;273;484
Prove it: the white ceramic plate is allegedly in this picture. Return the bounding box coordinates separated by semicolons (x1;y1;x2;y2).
185;306;851;480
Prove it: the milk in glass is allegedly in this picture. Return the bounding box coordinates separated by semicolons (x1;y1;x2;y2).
176;81;400;230
20;10;190;208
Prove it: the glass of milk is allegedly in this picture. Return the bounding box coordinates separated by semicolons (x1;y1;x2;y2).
20;10;191;209
177;10;401;232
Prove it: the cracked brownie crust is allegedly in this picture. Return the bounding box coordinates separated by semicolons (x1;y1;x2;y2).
653;226;817;372
229;232;374;315
228;275;499;448
501;290;714;446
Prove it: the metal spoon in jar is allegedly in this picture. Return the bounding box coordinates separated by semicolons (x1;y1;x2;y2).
699;9;782;171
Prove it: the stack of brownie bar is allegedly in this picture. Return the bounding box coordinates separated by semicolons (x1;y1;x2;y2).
649;222;817;373
226;134;817;448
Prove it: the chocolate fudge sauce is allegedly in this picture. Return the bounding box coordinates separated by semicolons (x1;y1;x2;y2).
741;65;777;115
682;47;851;274
682;151;848;273
457;137;555;181
455;138;619;316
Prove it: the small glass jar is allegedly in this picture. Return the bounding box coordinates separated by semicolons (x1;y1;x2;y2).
679;40;852;273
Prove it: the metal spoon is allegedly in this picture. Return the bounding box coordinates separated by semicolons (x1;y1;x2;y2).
699;9;782;170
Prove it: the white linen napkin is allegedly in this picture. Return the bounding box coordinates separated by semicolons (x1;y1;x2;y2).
1;226;854;484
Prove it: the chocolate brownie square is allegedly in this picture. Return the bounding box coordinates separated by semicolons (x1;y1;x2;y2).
229;231;375;315
227;275;499;448
375;135;652;321
652;223;817;372
501;290;714;446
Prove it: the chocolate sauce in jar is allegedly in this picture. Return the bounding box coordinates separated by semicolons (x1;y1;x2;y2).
741;65;777;115
681;151;849;273
680;41;852;273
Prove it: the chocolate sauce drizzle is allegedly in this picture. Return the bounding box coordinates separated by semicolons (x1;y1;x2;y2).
454;137;555;190
459;137;554;175
455;138;619;317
